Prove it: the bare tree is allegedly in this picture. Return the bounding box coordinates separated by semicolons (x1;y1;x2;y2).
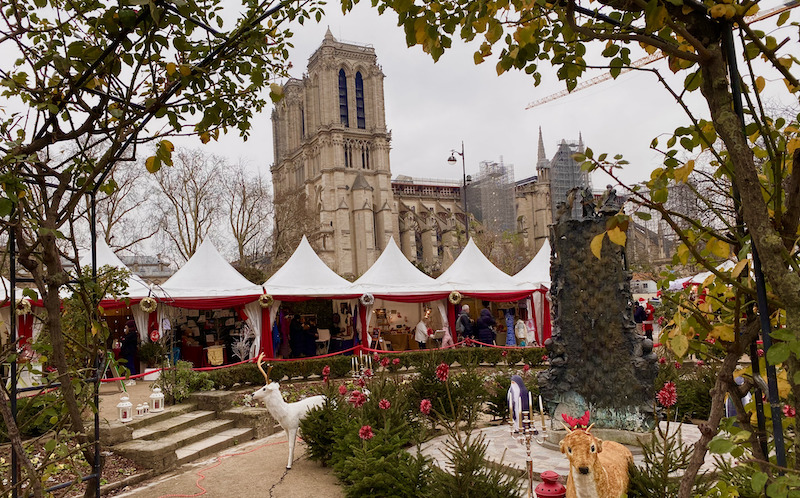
94;162;159;252
154;148;223;262
268;190;321;275
224;163;272;267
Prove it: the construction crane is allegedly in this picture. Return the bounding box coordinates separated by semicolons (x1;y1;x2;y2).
525;0;800;110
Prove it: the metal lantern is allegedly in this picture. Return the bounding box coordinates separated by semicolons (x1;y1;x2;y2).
117;396;133;423
150;387;165;412
535;470;566;498
135;404;144;417
143;402;149;414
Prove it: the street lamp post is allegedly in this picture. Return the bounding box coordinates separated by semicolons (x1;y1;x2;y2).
447;141;469;240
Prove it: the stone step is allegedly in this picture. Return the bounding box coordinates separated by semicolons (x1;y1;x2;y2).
114;417;242;471
130;410;216;440
125;403;197;430
175;427;254;465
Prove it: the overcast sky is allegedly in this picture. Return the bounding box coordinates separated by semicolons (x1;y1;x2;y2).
196;1;796;190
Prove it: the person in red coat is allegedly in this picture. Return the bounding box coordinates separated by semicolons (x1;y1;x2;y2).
643;301;655;340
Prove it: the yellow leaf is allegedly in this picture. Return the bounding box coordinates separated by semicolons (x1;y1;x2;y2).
676;243;690;265
674;160;695;183
702;273;716;289
710;324;734;342
179;65;192;77
161;139;174;152
755;76;765;94
590;232;605;259
709;4;728;18
710;238;730;259
145;156;161;174
732;259;749;278
200;132;211;144
91;322;100;337
671;334;689;357
607;226;627;247
788;138;800;155
166;62;177;76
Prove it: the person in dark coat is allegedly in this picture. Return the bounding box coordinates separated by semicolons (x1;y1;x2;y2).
475;308;497;346
289;315;303;358
303;317;319;357
120;320;139;375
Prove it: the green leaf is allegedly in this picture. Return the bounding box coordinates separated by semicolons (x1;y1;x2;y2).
777;11;790;26
0;197;13;217
752;471;768;493
45;439;57;452
766;342;790;365
708;437;735;454
671;334;689;357
635;212;652;221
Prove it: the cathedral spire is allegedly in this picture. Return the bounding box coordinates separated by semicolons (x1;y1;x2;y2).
536;127;549;171
578;131;584;152
323;27;336;43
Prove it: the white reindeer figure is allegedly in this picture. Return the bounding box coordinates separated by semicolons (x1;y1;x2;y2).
253;353;326;469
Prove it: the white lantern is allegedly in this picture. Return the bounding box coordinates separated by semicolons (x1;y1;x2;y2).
117;396;133;423
143;402;150;414
150;387;165;412
135;404;144;417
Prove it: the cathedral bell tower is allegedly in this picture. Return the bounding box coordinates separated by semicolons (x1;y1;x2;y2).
270;30;397;278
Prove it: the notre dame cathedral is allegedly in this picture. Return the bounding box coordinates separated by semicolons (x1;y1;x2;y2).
271;30;582;279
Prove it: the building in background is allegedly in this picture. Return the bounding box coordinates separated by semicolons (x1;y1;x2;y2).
271;32;586;276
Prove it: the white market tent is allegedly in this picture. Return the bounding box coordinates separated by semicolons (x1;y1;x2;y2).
513;239;551;289
264;236;357;298
78;238;152;299
686;260;737;286
436;239;532;298
352;238;451;347
158;239;265;357
352;238;447;296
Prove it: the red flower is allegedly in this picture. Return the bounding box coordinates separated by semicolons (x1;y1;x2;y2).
783;405;796;418
364;368;374;378
357;377;366;388
420;399;432;415
392;358;400;365
656;381;678;407
501;350;508;357
706;337;716;344
379;399;391;410
323;375;329;384
674;361;682;369
359;425;374;440
696;360;705;367
541;354;549;362
338;384;347;395
380;357;390;368
436;362;450;382
322;365;331;377
658;357;666;364
757;348;765;357
348;390;367;408
522;364;530;373
373;352;380;362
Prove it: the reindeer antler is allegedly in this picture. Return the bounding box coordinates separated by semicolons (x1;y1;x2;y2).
256;352;273;383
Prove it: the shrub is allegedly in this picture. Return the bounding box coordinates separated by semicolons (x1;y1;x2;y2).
157;361;214;403
0;391;63;442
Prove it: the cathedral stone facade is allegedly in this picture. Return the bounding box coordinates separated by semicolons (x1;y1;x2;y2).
271;32;557;278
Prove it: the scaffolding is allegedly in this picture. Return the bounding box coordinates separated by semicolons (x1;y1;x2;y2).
549;139;591;218
469;159;516;232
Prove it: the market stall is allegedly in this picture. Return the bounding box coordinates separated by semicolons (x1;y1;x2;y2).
513;239;552;346
157;240;264;366
351;238;451;350
263;236;360;358
436;239;535;344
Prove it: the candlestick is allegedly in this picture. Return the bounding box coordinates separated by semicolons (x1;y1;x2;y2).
539;395;546;429
528;392;533;418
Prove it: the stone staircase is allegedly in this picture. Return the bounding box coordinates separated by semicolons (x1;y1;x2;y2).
100;391;277;472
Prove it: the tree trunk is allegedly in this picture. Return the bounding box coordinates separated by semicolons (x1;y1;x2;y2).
38;230;100;498
0;380;45;497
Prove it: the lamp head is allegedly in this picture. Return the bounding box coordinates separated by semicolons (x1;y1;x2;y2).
447;154;457;165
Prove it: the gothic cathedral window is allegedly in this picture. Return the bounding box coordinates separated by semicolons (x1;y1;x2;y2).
338;69;349;127
355;72;366;129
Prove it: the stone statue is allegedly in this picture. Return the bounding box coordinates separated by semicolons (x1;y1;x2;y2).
600;185;620;213
580;187;596;218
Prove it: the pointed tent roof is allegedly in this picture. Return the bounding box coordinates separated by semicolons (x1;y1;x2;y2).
352;238;447;296
265;236;358;297
436;239;531;295
513;239;551;288
78;239;152;298
160;240;262;298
